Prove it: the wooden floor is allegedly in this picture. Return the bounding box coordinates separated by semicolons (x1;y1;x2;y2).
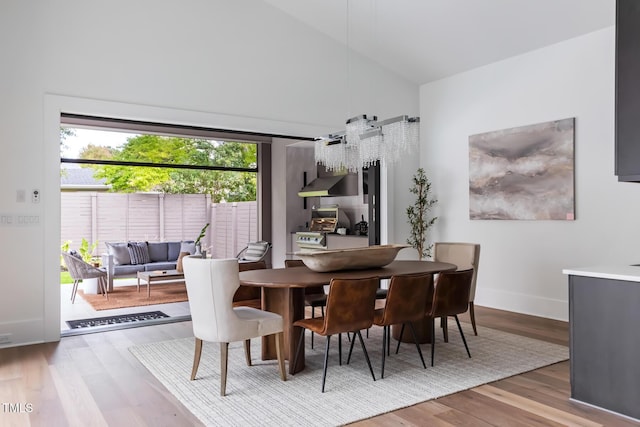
0;307;637;427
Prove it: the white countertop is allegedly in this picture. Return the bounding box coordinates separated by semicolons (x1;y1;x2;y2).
562;265;640;282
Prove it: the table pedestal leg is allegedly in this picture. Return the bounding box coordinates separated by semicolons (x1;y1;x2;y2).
391;319;434;344
261;287;306;374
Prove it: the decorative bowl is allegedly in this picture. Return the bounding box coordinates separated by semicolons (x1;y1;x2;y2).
294;244;411;272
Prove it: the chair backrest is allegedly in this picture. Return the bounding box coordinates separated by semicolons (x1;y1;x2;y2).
61;252;105;280
428;269;474;318
284;259;305;268
380;273;433;325
237;241;271;262
182;257;250;342
322;277;379;336
434;242;480;301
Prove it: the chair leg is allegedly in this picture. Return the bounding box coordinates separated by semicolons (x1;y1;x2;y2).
98;277;108;300
220;342;229;396
454;315;471;358
407;322;426;369
311;306;315;349
71;280;80;303
442;317;449;343
190;338;203;380
338;333;343;366
347;330;356;364
275;332;287;381
321;335;331;393
469;301;478;335
395;323;405;354
380;326;387;379
430;317;436;367
244;339;252;366
355;330;376;382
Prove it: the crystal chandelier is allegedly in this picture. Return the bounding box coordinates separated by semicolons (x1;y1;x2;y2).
314;0;420;172
315;114;420;172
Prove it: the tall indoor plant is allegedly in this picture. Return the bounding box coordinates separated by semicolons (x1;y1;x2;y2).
406;168;438;260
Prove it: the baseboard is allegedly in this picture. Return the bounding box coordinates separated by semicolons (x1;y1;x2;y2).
476;288;568;321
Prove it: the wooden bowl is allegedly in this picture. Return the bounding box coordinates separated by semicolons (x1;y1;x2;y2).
294;244;410;272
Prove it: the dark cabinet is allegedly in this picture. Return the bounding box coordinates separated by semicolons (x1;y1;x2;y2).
616;0;640;181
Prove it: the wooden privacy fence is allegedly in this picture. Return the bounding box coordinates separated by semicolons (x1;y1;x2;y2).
61;192;258;259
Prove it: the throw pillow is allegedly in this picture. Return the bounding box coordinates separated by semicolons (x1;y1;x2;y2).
180;241;196;255
128;242;150;265
105;242;131;265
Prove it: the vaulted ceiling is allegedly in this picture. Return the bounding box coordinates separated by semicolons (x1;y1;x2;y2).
263;0;615;85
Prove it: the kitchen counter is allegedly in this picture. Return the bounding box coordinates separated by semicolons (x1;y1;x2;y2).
562;265;640;282
563;265;640;421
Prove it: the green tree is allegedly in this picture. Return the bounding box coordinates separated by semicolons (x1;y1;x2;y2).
90;135;257;202
79;144;115;161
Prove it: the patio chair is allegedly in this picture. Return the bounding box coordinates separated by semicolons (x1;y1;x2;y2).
62;252;108;304
236;241;272;263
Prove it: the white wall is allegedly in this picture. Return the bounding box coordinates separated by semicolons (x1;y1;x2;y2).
0;0;417;347
420;27;640;321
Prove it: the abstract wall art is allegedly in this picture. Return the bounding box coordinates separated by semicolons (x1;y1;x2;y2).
469;118;575;220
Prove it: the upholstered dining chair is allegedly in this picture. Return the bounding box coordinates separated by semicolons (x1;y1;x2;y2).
434;242;481;336
285;259;327;349
235;260;267;309
292;276;379;393
372;273;433;378
62;252;108;303
424;268;474;366
182;257;286;396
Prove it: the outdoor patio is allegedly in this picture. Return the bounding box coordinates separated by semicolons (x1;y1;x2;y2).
60;278;191;335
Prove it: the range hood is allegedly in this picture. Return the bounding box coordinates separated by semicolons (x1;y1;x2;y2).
297;175;346;197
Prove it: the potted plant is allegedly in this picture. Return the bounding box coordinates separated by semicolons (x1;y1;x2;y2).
194;223;210;255
406;168;438;260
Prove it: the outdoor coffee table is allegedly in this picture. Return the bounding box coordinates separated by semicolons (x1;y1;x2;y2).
136;270;185;298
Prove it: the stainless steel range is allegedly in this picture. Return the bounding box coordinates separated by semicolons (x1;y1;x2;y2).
295;205;350;251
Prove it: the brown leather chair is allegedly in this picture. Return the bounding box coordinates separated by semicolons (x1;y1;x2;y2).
424;269;474;366
235;260;266;309
292;276;379;392
372;273;433;378
285;259;327;349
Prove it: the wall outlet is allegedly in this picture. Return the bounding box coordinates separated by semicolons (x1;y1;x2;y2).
0;333;11;344
32;189;40;203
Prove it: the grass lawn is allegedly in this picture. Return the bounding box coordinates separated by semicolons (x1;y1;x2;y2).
60;271;73;284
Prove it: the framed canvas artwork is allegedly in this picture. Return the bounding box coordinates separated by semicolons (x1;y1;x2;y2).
469;118;575;220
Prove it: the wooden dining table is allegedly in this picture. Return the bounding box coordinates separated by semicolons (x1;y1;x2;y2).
239;260;457;374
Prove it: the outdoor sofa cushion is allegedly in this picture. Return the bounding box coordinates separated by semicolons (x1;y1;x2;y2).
106;242;131;265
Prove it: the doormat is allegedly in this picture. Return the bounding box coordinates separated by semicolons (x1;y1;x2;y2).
66;311;170;329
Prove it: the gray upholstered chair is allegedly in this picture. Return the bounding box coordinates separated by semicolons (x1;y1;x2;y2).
61;252;108;303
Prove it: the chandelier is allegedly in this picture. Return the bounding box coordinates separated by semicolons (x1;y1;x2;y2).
314;114;420;172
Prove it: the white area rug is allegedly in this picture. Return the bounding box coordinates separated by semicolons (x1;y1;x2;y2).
130;324;568;426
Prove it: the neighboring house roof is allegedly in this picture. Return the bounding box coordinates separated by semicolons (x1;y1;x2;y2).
60;167;110;191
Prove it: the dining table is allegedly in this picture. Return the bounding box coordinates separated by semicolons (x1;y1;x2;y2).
239;260;457;374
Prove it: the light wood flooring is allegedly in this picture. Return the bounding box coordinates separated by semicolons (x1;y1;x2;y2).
1;307;638;426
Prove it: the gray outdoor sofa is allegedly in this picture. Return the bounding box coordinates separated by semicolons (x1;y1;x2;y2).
101;241;194;288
